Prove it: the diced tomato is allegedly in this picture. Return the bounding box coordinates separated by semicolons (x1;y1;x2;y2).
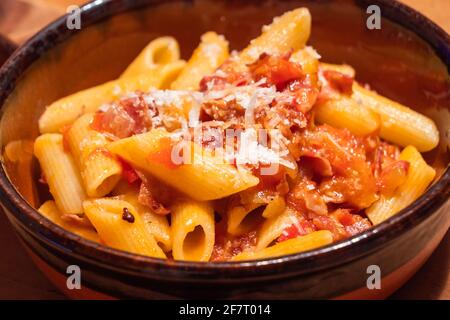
117;157;140;184
248;53;304;90
90;112;104;132
148;137;181;170
321;70;354;95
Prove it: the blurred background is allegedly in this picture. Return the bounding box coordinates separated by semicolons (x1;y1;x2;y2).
0;0;448;300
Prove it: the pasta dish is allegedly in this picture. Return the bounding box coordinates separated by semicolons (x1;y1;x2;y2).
31;8;438;262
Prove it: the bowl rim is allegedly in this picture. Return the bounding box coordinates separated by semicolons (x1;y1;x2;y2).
0;0;448;278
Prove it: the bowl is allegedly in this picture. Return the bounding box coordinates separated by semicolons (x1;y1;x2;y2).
0;0;448;299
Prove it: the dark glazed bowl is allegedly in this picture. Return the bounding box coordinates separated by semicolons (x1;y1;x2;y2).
0;0;448;299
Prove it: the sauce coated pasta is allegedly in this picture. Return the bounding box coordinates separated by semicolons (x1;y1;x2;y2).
32;8;438;261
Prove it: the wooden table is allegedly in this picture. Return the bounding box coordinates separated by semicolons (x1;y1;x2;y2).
0;0;448;300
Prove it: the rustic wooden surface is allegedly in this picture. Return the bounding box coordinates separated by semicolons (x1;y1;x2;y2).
0;0;448;300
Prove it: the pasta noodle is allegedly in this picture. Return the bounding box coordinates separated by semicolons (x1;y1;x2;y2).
34;134;86;214
120;36;181;79
257;208;298;250
315;96;380;136
366;146;436;225
171;32;229;90
120;193;172;252
66;113;122;197
38;200;99;242
83;198;166;258
319;63;439;151
352;83;439;152
233;230;333;261
171;199;215;261
240;8;311;63
38;61;186;133
107;128;260;201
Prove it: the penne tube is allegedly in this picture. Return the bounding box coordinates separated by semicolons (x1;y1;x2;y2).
227;203;263;236
171;199;215;261
315;96;380;136
66;113;122;197
83;198;166;258
120;37;180;79
38;200;99;242
240;8;311;63
171;32;229;90
34;134;86;214
107;128;260;201
233;230;333;261
256;208;297;250
291;47;320;75
227;196;285;236
318;63;439;150
38;60;186;134
262;196;286;219
366;146;436;225
352;83;439;151
120;193;172;252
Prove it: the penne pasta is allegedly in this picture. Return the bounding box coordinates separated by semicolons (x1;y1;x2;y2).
120;193;172;252
171;32;229;90
366;146;436;225
315;96;380;136
38;60;186;134
120;37;180;79
38;200;99;242
240;8;311;63
66;113;122;197
256;208;298;250
319;63;439;150
233;230;333;261
171;199;215;261
352;83;439;151
34;134;86;214
291;47;320;75
107;128;260;201
262;196;286;219
227;203;263;236
83;198;166;258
